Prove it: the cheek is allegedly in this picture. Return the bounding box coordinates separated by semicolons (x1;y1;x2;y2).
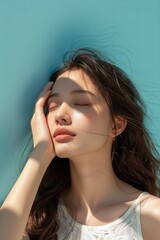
46;112;56;134
73;110;93;122
72;110;95;129
73;110;108;135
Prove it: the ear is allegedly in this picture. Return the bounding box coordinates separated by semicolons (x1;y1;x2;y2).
112;116;127;137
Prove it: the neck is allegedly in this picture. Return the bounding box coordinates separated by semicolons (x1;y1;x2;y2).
64;149;123;211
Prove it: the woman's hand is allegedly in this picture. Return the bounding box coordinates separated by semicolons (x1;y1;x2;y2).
30;81;55;164
0;82;55;240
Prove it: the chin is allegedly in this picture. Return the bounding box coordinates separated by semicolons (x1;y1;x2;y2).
55;148;72;158
56;152;69;158
55;149;81;159
54;143;77;159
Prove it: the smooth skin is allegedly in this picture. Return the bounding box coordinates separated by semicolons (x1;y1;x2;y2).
0;70;160;240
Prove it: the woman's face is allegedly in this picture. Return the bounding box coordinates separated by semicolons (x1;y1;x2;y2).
47;69;115;159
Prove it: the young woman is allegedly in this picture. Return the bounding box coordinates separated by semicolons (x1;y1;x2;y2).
0;49;160;240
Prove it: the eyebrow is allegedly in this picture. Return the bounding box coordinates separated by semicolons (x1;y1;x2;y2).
49;90;96;98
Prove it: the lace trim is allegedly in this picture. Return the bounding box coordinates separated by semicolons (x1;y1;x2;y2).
57;192;147;240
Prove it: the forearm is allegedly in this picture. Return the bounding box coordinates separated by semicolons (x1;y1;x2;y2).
0;153;49;240
0;81;55;240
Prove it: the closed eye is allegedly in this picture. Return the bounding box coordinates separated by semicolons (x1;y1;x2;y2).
48;104;59;110
74;103;91;106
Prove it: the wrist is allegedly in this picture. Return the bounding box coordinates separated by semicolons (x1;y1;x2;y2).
28;147;55;169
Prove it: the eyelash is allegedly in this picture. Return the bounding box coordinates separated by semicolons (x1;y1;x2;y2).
48;103;90;107
48;102;91;110
48;104;59;110
48;103;91;111
74;103;91;106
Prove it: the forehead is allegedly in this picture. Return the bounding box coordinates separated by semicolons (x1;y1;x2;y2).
52;69;97;94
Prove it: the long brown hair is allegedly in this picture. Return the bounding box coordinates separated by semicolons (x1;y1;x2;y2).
26;48;160;240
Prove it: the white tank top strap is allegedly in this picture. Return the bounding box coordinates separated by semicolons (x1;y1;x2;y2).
135;191;148;240
133;192;148;206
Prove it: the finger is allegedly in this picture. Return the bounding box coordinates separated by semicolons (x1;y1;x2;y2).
37;81;54;100
32;82;54;117
35;90;52;114
34;81;53;109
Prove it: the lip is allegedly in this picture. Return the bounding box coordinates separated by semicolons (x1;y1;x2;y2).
53;128;76;138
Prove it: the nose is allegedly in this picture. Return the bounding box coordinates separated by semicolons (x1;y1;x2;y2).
55;102;72;126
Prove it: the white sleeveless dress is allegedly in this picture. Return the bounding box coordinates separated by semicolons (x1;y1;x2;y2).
57;192;146;240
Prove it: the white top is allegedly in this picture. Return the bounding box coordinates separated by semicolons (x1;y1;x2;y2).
57;192;147;240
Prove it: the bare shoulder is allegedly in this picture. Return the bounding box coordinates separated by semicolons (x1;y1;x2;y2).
141;194;160;240
22;231;30;240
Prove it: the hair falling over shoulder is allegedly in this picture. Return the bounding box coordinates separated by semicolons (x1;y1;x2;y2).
26;48;160;240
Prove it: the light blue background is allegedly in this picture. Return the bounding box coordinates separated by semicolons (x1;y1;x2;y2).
0;0;160;204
